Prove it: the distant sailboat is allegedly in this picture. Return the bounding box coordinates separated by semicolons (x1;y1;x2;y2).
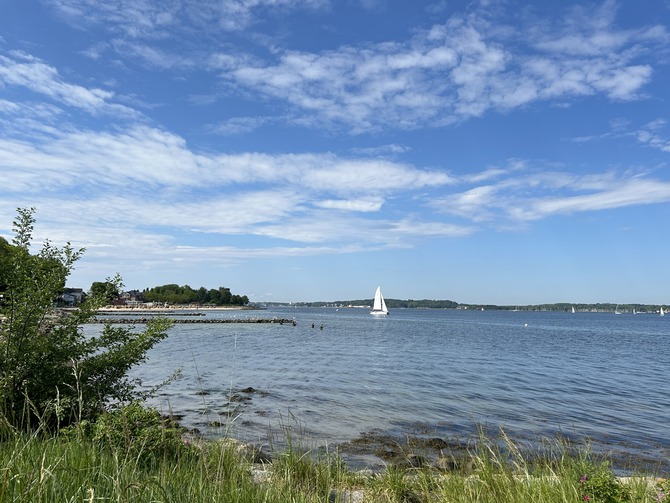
661;307;665;317
571;306;575;314
615;305;622;315
370;286;389;316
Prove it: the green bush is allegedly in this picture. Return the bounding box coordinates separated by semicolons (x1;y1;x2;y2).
92;402;191;466
576;460;631;503
0;208;171;432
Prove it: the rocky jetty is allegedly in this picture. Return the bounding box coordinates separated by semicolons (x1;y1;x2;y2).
89;317;296;325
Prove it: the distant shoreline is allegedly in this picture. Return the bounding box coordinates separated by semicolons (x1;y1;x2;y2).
96;305;261;313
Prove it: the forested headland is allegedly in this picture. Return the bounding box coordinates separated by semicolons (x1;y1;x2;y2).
141;284;249;306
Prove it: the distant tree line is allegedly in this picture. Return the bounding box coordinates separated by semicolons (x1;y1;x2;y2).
296;299;459;309
390;299;459;309
279;299;666;312
142;284;249;306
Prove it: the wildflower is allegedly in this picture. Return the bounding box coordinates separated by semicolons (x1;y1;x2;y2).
582;496;590;501
579;475;588;484
658;491;666;502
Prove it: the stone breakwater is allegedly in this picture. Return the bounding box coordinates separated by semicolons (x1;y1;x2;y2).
89;317;297;325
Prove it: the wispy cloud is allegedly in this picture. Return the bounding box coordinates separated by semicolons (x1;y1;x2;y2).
0;51;138;118
211;116;276;135
433;168;670;224
569;118;670;153
633;119;670;153
0;120;459;260
314;197;385;212
46;0;329;35
2;114;668;267
512;178;670;220
36;1;670;135
349;144;412;157
209;3;667;133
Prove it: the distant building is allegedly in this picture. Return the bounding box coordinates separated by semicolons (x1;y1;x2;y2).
59;288;84;306
111;290;146;307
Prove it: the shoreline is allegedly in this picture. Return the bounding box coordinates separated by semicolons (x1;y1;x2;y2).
96;305;261;313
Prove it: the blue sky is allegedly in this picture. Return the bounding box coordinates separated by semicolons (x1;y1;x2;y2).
1;0;669;305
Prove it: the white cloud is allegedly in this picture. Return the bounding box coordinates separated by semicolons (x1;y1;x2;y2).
315;197;384;212
431;184;503;222
3;117;668;252
532;0;668;56
0;123;457;256
432;167;670;224
0;52;138;117
633;119;670;153
390;218;475;238
46;0;329;35
523;179;670;219
34;1;670;135
212;116;275;135
349;144;412;157
0;123;453;197
215;4;666;132
568;118;670;153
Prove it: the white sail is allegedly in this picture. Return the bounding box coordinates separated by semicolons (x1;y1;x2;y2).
370;286;389;316
571;306;575;314
661;307;665;317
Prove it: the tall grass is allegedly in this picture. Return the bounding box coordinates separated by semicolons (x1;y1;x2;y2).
0;422;666;502
0;432;256;502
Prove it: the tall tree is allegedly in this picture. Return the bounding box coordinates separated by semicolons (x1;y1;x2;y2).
89;281;120;304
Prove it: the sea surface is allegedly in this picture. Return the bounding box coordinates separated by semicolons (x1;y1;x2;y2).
98;307;669;472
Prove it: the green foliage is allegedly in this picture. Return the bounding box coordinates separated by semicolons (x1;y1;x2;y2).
91;402;191;466
575;460;631;503
143;283;249;306
0;208;172;432
89;280;119;304
391;298;459;309
656;479;670;502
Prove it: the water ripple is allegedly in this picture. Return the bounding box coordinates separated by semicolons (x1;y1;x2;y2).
119;308;670;470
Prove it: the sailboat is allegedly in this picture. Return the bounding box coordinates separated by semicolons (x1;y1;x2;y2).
571;306;575;314
661;307;665;317
370;286;389;316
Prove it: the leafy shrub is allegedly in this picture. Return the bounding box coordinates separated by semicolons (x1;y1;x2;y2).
656;479;670;502
92;402;191;466
0;208;171;432
576;460;631;503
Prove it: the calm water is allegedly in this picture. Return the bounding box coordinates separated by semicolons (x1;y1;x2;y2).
115;308;669;471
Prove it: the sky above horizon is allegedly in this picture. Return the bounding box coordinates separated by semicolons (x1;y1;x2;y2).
1;0;669;305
